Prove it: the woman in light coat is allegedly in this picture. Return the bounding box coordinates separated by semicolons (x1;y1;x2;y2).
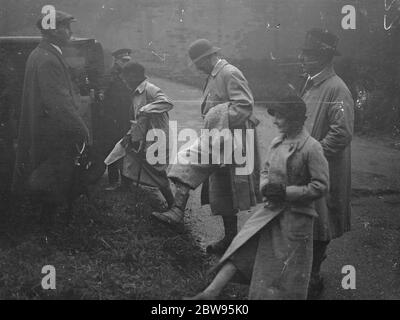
185;93;329;300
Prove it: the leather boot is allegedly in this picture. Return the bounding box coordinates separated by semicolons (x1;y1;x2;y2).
159;185;175;209
307;240;329;299
151;181;190;226
207;215;237;255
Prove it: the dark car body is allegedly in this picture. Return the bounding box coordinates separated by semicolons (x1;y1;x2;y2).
0;36;105;116
0;36;105;202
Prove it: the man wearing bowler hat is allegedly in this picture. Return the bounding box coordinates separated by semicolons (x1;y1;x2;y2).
102;48;133;190
152;39;261;255
298;28;354;298
12;11;90;232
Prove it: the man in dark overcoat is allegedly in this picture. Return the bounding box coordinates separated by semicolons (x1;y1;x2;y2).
101;48;133;190
299;29;354;298
12;11;89;229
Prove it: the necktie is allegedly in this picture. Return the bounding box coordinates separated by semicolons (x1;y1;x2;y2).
301;76;314;96
201;75;211;115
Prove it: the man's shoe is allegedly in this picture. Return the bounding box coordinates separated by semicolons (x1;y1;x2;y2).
307;275;324;300
151;206;184;226
142;186;168;211
105;183;120;191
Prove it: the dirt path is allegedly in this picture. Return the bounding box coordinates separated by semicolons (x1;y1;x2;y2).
150;76;400;300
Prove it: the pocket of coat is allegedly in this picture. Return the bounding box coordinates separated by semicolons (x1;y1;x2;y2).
284;210;313;241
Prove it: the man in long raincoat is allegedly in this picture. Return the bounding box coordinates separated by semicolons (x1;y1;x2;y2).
299;28;354;298
152;39;260;254
105;61;174;209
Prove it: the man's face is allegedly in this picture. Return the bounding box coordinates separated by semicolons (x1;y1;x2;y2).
193;56;213;75
51;23;73;46
122;72;143;91
115;56;131;68
298;50;321;75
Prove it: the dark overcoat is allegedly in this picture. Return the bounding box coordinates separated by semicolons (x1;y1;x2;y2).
101;66;132;152
301;64;354;240
12;40;89;201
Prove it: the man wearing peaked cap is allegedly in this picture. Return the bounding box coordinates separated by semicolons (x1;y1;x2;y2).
112;48;132;59
109;48;132;76
152;38;261;255
298;28;354;299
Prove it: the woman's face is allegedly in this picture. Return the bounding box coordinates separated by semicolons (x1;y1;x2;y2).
272;112;290;134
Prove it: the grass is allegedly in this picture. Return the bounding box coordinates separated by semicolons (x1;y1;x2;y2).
0;180;217;300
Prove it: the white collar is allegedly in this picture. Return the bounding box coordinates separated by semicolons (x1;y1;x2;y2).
210;58;226;77
310;69;323;80
211;59;222;71
134;79;147;94
50;43;62;55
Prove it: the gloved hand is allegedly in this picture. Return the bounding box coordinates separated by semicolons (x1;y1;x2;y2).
262;182;286;203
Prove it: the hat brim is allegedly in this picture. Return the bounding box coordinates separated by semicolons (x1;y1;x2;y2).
301;47;341;56
266;103;283;117
57;17;77;26
189;46;221;66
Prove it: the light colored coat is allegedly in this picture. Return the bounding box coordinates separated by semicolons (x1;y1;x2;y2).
168;59;260;215
106;80;173;189
301;63;354;240
216;128;329;299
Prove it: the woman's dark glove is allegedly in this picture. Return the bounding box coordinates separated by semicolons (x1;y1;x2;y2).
263;182;286;203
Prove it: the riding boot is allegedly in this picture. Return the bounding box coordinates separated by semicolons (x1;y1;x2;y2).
159;185;175;209
151;181;190;225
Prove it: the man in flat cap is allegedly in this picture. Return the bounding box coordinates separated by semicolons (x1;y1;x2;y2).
152;39;261;255
298;28;354;298
101;48;133;190
12;11;89;231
